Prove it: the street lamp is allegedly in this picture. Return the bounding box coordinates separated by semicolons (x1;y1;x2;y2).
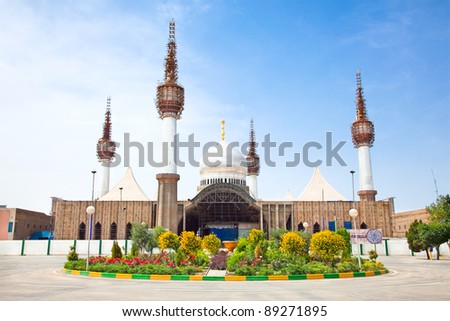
303;222;309;232
86;205;95;271
349;208;361;269
86;170;96;271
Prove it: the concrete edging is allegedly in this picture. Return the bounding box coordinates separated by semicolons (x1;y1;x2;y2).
63;269;388;281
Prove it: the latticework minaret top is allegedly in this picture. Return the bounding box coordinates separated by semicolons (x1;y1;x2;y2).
97;96;116;161
246;119;260;175
156;19;185;119
351;70;375;148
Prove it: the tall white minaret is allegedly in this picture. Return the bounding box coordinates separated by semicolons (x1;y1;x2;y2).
351;70;377;201
96;96;116;198
155;20;184;233
246;120;260;199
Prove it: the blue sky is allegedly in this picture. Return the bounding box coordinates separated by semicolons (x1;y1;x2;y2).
0;0;448;214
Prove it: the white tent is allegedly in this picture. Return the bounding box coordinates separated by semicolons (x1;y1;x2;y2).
99;167;149;201
298;167;347;201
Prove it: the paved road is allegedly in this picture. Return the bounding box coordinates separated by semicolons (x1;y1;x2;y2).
0;255;449;301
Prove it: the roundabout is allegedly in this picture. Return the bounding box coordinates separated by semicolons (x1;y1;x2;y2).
1;255;449;300
63;267;387;281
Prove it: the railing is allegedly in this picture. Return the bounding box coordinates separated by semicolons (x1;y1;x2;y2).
0;239;132;256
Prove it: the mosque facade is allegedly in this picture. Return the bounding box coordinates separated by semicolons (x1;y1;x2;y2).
52;21;395;241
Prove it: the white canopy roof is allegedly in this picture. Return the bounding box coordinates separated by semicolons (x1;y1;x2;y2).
99;167;150;201
298;167;347;201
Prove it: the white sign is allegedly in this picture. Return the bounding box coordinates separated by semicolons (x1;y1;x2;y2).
348;229;383;244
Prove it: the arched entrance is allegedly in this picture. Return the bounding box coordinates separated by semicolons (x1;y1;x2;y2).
183;183;261;241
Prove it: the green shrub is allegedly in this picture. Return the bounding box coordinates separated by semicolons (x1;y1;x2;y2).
301;262;334;274
235;265;256;276
235;237;249;253
130;241;140;257
67;246;79;261
336;228;352;259
270;228;289;246
248;229;265;246
64;259;86;270
193;250;210;267
336;261;360;272
362;260;386;271
368;249;378;261
256;266;274;276
111;241;123;259
226;251;247;272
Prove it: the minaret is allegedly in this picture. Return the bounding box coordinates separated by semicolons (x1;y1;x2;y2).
246;119;260;199
351;70;377;201
155;20;184;233
96;96;116;198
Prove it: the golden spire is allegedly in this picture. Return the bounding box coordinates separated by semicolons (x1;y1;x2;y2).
221;119;225;141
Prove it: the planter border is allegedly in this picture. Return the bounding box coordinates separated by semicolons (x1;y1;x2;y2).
63;268;387;281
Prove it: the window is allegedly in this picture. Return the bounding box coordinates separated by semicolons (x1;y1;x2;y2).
125;223;132;240
110;222;117;240
344;221;352;229
78;222;86;240
297;222;304;231
8;222;13;233
313;222;321;233
94;222;102;240
360;222;367;229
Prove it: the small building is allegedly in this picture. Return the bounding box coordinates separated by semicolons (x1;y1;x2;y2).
0;207;53;240
392;208;429;238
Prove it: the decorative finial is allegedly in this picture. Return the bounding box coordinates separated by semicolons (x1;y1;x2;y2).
246;119;260;175
169;19;175;42
97;96;116;161
355;69;367;121
221;119;225;141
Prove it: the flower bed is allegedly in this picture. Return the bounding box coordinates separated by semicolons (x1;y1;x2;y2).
64;228;387;277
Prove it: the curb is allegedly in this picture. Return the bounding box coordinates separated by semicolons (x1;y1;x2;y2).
63;269;388;281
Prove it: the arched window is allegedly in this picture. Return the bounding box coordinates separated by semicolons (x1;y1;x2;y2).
125;222;132;240
313;222;321;233
297;222;304;231
110;222;117;240
78;222;86;240
94;222;102;240
360;222;367;229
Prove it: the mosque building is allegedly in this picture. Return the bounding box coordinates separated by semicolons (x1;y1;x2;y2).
52;20;395;241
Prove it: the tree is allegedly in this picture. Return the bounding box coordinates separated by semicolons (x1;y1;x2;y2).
336;228;352;259
406;220;429;257
425;194;450;255
427;195;450;224
419;222;450;260
130;223;157;254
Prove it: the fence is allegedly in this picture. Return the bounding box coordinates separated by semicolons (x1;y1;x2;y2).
0;238;449;257
0;239;132;256
351;238;450;257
